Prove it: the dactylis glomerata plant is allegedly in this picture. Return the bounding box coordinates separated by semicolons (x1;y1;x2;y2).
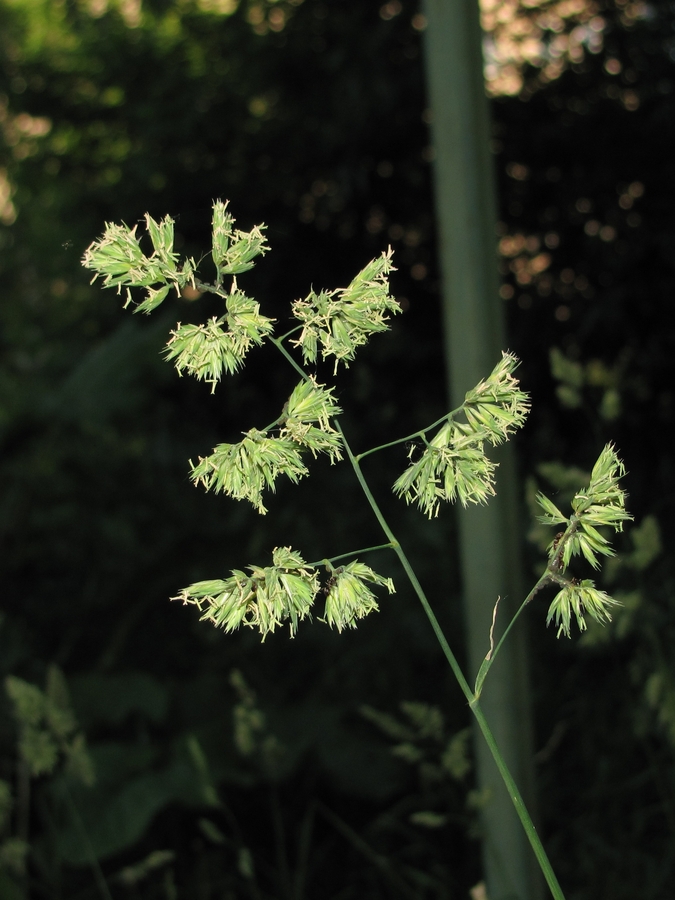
83;201;632;900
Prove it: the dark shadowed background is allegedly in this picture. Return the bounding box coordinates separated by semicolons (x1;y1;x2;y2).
1;1;674;898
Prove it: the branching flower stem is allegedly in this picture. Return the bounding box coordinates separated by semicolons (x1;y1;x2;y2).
473;517;581;698
84;204;629;899
271;333;565;899
355;408;464;462
194;279;226;297
307;543;395;568
270;335;311;380
337;421;566;900
278;324;303;343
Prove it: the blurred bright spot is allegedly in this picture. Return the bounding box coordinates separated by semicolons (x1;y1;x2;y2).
506;162;529;180
476;0;649;96
0;169;17;225
379;1;402;20
198;0;239;12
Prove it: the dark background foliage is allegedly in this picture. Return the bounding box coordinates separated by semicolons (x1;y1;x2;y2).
0;0;673;898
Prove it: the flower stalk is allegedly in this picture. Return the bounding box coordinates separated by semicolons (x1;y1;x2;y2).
83;200;633;900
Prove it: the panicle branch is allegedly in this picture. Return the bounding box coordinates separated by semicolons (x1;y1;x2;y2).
81;215;196;314
190;429;308;515
164;284;275;391
279;376;343;462
291;248;400;371
189;378;343;513
536;443;632;637
173;548;392;640
393;352;530;518
322;560;395;632
211;199;269;278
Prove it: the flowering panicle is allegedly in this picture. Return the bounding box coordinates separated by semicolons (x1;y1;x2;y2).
83;203;273;378
174;547;320;639
190;429;308;515
546;580;619;639
82;214;196;314
189;378;343;512
291;249;400;370
394;421;497;518
536;443;632;637
393;353;529;518
174;549;393;640
164;286;275;391
323;561;395;632
279;377;343;462
211;199;269;277
463;352;530;445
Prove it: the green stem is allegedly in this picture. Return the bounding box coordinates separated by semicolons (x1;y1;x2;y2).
271;337;310;382
195;279;226;298
470;703;566;900
307;543;394;568
355;406;464;462
277;324;303;343
474;573;550;699
337;421;474;699
337;421;566;900
475;515;583;693
270;336;566;898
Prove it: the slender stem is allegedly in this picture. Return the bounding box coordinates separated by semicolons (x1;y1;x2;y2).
476;515;583;692
277;324;303;343
470;703;566;900
271;337;310;382
337;420;566;900
474;573;550;698
195;279;227;298
262;413;287;433
270;338;566;898
355;406;464;462
307;543;394;568
337;421;473;700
